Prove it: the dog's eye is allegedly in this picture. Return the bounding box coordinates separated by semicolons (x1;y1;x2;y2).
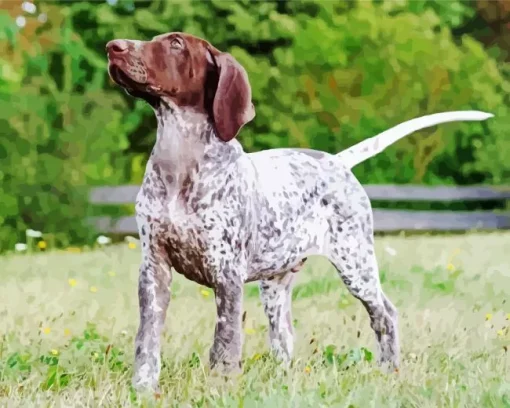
170;38;183;49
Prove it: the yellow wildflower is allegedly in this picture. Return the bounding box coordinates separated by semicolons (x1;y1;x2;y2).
497;329;505;337
128;242;137;250
506;313;510;321
446;263;456;272
486;313;493;321
244;328;256;335
252;353;262;361
38;241;47;250
108;271;116;277
42;327;51;335
68;278;77;287
304;366;311;374
200;289;210;298
64;328;71;337
50;349;59;356
89;286;98;293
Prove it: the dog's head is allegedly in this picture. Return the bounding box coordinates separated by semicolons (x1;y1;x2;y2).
106;32;255;142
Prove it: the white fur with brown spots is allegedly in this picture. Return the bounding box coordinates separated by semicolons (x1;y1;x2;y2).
105;32;493;393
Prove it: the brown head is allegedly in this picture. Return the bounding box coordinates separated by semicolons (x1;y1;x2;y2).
106;32;255;142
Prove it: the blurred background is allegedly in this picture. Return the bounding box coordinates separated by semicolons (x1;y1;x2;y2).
0;0;509;252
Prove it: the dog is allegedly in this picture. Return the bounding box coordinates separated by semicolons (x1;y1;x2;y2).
105;31;493;391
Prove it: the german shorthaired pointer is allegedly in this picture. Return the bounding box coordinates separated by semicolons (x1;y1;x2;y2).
106;32;492;391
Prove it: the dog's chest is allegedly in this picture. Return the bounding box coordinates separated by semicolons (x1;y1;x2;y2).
136;195;215;286
135;171;235;286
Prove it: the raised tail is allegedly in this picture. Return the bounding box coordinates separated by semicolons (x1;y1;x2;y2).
337;111;494;169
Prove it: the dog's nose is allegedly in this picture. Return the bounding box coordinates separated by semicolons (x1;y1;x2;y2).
106;40;129;55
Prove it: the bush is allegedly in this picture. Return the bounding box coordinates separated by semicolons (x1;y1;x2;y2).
0;4;131;251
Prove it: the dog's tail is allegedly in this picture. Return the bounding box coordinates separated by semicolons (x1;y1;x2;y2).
336;111;493;169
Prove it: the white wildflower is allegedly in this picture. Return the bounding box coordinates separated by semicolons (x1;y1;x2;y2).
15;16;26;28
15;243;27;252
26;229;42;238
96;235;111;245
21;1;37;14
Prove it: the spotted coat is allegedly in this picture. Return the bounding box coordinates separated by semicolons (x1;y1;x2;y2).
105;31;493;392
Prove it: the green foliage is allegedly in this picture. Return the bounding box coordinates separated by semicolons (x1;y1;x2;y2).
0;323;126;392
4;351;32;379
68;322;126;373
0;0;508;249
322;344;374;369
64;0;510;185
409;264;462;295
260;1;509;185
0;4;131;251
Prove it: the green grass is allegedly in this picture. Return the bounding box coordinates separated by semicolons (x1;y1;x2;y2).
1;232;510;407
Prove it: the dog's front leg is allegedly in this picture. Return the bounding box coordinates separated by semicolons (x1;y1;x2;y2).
132;255;172;392
209;277;244;375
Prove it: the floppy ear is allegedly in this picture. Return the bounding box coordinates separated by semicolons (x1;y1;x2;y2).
207;50;255;142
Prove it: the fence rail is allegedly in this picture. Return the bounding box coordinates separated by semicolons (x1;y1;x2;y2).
89;184;510;233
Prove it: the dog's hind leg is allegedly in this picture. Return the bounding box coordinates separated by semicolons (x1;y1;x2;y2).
327;211;399;369
259;271;297;363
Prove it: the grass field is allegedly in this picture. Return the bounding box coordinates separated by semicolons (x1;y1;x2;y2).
1;232;510;407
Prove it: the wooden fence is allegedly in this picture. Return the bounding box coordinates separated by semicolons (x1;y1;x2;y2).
90;184;510;234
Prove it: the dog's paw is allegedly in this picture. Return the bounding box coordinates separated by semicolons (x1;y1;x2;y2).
210;359;243;378
132;374;160;396
376;357;400;374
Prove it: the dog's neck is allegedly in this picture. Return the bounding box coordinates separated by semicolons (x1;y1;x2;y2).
150;100;243;189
